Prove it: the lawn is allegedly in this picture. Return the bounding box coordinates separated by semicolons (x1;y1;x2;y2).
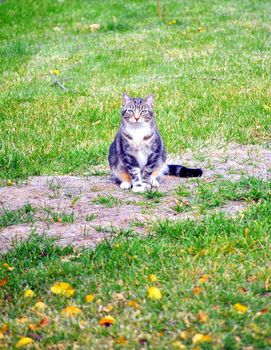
0;0;271;349
0;199;271;349
0;0;270;180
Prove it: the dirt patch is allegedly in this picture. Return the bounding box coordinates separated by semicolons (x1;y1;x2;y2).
0;143;270;253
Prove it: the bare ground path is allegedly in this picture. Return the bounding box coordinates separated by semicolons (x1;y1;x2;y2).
1;143;270;253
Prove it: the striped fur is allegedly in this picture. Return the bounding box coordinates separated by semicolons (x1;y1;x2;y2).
108;93;203;192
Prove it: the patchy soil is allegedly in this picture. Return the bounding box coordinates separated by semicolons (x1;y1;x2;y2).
0;143;270;253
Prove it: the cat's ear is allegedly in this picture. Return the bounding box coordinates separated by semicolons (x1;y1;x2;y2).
144;94;154;107
122;93;132;106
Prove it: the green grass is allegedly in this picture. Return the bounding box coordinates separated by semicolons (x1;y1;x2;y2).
0;1;271;349
85;213;97;222
142;190;165;202
44;208;76;224
0;204;36;228
0;0;270;180
174;177;271;213
92;194;121;208
1;198;270;349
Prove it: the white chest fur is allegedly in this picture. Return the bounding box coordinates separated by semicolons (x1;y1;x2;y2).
125;123;151;169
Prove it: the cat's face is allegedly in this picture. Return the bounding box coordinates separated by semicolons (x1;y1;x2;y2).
121;93;154;124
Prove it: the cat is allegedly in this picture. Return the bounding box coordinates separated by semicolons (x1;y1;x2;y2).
108;93;203;192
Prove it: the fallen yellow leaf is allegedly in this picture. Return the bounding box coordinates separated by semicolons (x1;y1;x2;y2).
167;19;177;26
15;337;33;348
99;315;115;327
33;301;47;310
6;180;14;186
0;324;8;334
234;303;248;313
128;300;140;309
0;333;3;340
28;323;38;331
61;305;81;317
192;333;212;344
17;317;28;324
199;275;209;283
201;335;213;342
148;286;162;300
51;282;74;297
265;277;269;291
24;289;35;298
180;331;190;340
85;294;95;303
2;263;15;271
114;336;127;345
148;274;157;282
198;311;208;323
51;69;60;75
172;341;186;349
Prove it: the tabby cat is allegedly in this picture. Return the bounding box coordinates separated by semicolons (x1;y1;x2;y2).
108;93;203;192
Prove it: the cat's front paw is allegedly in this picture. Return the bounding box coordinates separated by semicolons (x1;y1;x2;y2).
150;178;160;188
142;182;151;190
132;184;146;193
120;181;132;190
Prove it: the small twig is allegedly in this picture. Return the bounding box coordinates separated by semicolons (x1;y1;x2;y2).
51;75;70;91
156;0;167;21
50;72;78;93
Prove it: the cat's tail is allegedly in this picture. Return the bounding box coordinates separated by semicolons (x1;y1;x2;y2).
164;164;203;178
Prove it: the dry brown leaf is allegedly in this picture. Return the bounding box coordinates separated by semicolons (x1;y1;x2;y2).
256;307;268;316
192;286;202;295
0;277;8;287
237;287;248;294
39;317;50;327
247;275;257;283
100;304;114;313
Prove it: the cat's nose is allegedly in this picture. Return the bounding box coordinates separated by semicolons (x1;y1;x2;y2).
134;115;140;121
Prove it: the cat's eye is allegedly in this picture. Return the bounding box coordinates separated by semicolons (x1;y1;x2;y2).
140;110;148;115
